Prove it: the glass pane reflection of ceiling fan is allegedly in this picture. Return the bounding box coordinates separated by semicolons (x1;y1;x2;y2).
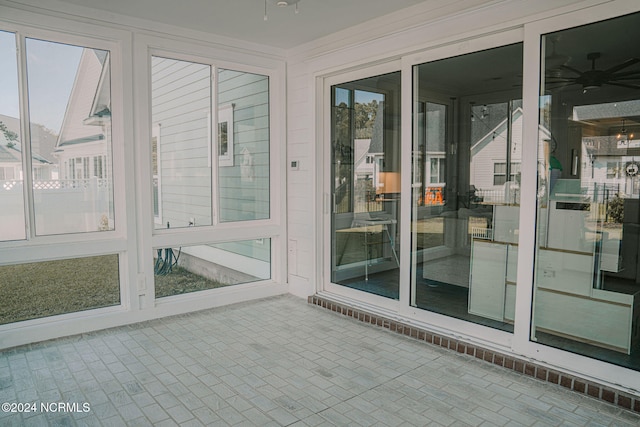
546;51;640;93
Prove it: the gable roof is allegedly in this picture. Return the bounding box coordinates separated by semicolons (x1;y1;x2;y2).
56;49;110;149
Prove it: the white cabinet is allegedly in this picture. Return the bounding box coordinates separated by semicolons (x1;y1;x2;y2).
469;204;639;354
468;240;507;321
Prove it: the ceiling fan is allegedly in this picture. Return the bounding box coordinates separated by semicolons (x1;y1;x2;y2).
546;52;640;93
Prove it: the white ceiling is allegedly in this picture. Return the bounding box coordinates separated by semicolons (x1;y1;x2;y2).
48;0;432;50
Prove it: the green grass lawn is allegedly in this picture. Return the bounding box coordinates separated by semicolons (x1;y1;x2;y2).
0;254;231;326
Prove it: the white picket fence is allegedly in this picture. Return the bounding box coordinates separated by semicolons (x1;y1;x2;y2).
1;178;112;238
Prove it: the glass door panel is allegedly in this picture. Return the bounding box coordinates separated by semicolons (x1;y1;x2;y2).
331;72;401;299
0;31;25;241
533;11;640;372
411;43;523;331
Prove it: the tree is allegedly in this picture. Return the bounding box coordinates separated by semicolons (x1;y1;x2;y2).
0;121;19;148
607;193;624;223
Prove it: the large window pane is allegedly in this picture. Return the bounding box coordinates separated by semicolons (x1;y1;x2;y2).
534;12;640;371
0;31;25;241
330;72;401;299
411;44;523;332
151;56;212;229
154;239;271;298
26;39;114;235
218;69;270;222
0;255;120;325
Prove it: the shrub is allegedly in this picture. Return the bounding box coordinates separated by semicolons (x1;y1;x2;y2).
607;194;624;223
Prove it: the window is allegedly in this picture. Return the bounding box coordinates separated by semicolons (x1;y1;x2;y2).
217;69;270;223
151;124;161;222
0;35;115;239
26;39;115;235
151;58;271;228
218;104;234;166
0;31;25;242
0;29;121;324
429;157;445;184
493;162;520;186
154;239;271;298
0;255;120;325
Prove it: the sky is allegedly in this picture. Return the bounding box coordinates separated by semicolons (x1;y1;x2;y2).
0;31;82;134
334;87;384;106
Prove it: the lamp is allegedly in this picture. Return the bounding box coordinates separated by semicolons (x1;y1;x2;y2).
617;119;634;145
264;0;300;21
376;172;401;196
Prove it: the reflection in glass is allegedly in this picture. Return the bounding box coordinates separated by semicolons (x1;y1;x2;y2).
26;39;114;235
533;12;640;372
411;44;523;331
0;31;26;241
0;255;120;325
330;72;401;299
151;56;212;229
218;69;270;222
154;239;271;298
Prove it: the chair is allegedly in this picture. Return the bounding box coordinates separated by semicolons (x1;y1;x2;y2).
351;211;399;280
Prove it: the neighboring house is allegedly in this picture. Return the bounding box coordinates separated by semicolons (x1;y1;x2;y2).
470;107;523;201
575;100;640;198
0;115;55;185
53;49;111;184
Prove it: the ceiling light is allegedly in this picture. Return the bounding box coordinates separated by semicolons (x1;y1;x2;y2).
264;0;300;21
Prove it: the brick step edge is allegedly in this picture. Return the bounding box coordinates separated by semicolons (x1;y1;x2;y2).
309;295;640;414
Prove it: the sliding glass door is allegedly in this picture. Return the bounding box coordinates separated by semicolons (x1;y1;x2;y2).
532;11;640;371
330;72;401;299
410;43;523;331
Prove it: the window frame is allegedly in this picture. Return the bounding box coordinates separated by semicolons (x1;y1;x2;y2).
134;35;286;310
0;24;129;248
0;16;133;344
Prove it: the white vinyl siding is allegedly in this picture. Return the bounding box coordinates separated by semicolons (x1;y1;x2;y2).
218;69;270;222
151;57;212;228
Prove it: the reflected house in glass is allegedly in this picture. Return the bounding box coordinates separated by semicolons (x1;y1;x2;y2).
47;48;113;233
53;49;111;183
0;120;51;180
574;100;640;196
0;114;56;181
470;106;523;204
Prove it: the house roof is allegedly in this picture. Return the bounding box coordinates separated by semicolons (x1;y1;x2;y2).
56;49;110;150
57;134;105;148
0;140;51;165
470;107;523;157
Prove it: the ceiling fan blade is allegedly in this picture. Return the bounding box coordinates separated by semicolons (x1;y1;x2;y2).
545;78;576;83
558;64;583;75
609;70;640;79
604;58;640;74
607;81;640;90
545;82;577;91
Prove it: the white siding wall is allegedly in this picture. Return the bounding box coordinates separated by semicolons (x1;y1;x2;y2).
286;64;315;296
152;57;211;228
218;69;270;222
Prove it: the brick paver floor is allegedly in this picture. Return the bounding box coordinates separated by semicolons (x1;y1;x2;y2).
0;295;639;426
